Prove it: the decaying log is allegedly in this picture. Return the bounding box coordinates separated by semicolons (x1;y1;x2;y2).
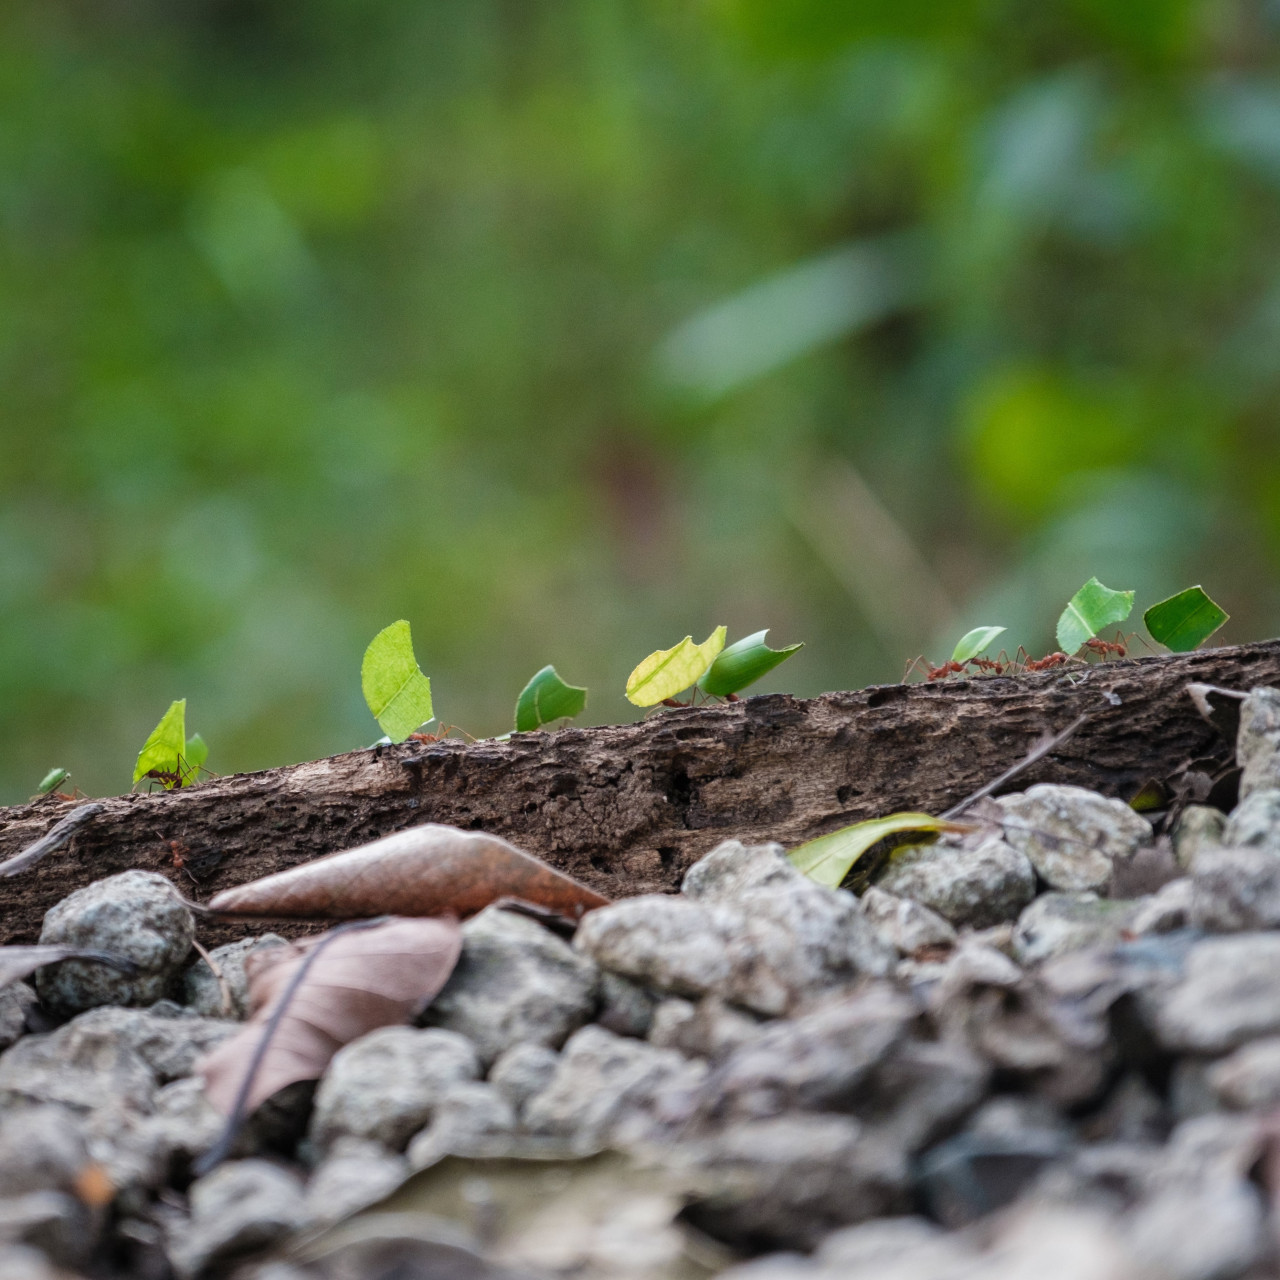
2;641;1279;946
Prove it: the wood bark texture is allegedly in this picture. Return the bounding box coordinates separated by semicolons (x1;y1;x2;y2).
2;640;1278;946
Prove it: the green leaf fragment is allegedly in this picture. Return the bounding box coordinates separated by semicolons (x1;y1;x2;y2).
183;734;208;782
133;699;188;787
788;812;969;889
37;768;70;795
361;620;435;743
951;626;1007;665
698;629;803;697
626;626;726;707
1144;586;1229;653
1055;577;1135;654
515;666;588;732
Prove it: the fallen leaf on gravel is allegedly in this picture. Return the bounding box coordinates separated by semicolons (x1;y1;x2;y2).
206;824;610;921
0;945;138;991
197;915;462;1119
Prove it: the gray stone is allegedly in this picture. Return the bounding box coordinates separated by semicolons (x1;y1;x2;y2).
1012;893;1138;966
873;838;1036;929
168;1159;306;1279
303;1138;408;1226
1152;933;1280;1053
0;1006;235;1118
1222;786;1280;855
1191;846;1280;931
422;906;598;1067
524;1024;707;1146
596;971;659;1039
649;996;760;1060
0;1191;94;1270
1172;805;1226;871
310;1025;479;1153
182;934;287;1020
0;1108;88;1198
488;1042;559;1120
576;841;893;1017
998;784;1153;892
0;984;35;1052
1207;1035;1280;1110
405;1080;517;1169
856;1037;990;1154
1125;1179;1265;1280
815;1217;945;1269
35;870;195;1017
1237;685;1280;798
679;1114;908;1251
0;1246;65;1280
703;985;917;1119
859;887;958;954
1127;878;1193;935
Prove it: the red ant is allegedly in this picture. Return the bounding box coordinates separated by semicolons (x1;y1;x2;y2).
1020;650;1071;672
409;724;477;745
967;654;1013;675
166;839;196;884
1082;634;1127;659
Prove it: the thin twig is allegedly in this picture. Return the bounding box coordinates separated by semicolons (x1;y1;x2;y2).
190;938;234;1019
194;916;386;1177
0;803;105;878
941;712;1092;820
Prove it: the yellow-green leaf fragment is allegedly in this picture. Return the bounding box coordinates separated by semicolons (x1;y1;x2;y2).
698;629;803;697
1144;586;1229;653
1055;578;1135;655
361;620;435;743
951;626;1007;665
515;666;588;732
625;626;726;707
133;700;188;787
788;812;969;889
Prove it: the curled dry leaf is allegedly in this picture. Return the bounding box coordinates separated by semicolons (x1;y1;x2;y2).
0;945;137;991
197;915;462;1118
206;824;610;922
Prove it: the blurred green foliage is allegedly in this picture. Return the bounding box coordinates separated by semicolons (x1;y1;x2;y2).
3;0;1280;801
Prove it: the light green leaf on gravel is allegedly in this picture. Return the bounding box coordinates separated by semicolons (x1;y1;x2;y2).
626;626;726;707
1144;586;1228;652
515;665;588;732
951;626;1007;665
361;620;435;743
789;812;971;889
698;629;803;697
1055;577;1134;655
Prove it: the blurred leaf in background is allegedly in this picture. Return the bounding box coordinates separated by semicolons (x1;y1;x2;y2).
1;0;1279;801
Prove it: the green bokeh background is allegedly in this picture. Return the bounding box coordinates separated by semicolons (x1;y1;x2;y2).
3;0;1280;803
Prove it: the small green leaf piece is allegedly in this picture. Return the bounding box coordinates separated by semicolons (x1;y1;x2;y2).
515;666;588;732
183;734;209;783
626;626;727;707
699;629;804;697
789;812;968;889
951;626;1007;665
133;700;188;787
1144;586;1229;653
361;620;435;743
1056;577;1135;654
37;768;70;795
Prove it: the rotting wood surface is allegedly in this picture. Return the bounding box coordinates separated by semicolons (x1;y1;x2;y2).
2;640;1279;946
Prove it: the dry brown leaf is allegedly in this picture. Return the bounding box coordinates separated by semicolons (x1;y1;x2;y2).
197;915;462;1119
206;823;609;921
0;945;137;991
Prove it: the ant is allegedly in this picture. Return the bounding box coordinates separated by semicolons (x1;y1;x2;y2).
167;839;195;883
1082;633;1127;659
1019;649;1071;672
409;724;477;745
967;653;1014;675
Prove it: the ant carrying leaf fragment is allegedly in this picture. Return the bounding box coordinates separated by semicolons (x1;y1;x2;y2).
132;701;210;790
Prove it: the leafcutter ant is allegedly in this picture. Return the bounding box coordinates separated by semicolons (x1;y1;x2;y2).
1020;650;1071;672
1082;633;1127;659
